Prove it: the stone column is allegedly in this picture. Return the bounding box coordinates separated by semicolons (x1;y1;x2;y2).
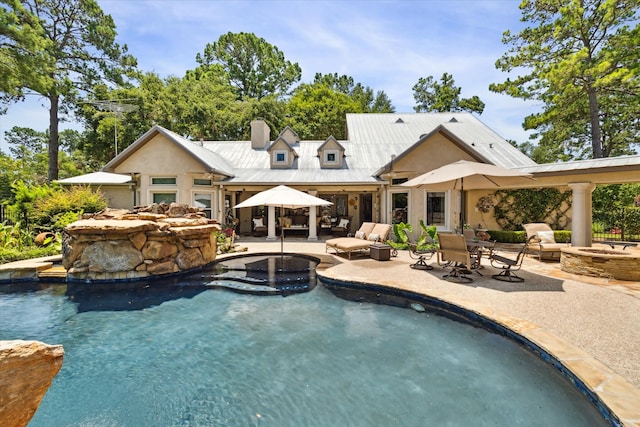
267;205;277;241
568;182;596;247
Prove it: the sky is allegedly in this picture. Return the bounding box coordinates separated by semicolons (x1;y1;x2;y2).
0;0;541;152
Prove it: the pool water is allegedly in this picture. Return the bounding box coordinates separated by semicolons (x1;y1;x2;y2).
1;279;607;426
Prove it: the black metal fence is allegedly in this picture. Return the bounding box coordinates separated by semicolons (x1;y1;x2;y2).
592;206;640;242
0;204;21;225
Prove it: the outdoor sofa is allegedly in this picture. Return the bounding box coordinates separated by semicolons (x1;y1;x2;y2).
325;222;392;259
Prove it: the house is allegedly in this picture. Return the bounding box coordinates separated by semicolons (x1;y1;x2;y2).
59;113;640;246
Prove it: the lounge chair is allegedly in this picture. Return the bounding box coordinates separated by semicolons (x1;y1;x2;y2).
325;222;391;259
522;223;569;261
436;233;478;282
406;232;436;270
489;240;529;282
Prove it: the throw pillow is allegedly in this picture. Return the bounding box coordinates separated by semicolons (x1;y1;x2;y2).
338;218;350;229
252;218;264;228
367;233;380;242
536;230;555;244
355;230;366;239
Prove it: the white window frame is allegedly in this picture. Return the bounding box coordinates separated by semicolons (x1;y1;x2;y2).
273;150;288;164
389;189;409;225
150;191;177;204
423;190;449;230
324;150;339;164
193;178;212;187
192;191;214;219
151;176;177;186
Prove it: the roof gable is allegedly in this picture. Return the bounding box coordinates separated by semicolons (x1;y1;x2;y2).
317;136;346;169
104;125;234;178
267;136;298;169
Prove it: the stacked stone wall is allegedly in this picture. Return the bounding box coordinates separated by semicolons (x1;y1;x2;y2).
63;205;220;282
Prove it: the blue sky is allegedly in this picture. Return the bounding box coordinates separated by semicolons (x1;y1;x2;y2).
0;0;540;152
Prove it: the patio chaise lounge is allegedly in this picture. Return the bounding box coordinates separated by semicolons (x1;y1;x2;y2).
522;223;570;261
325;222;392;259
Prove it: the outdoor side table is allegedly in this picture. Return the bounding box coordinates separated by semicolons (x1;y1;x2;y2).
370;244;391;261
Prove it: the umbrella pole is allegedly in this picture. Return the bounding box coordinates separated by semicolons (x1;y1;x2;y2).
280;206;284;259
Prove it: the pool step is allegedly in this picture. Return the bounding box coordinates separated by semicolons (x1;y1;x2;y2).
38;266;67;281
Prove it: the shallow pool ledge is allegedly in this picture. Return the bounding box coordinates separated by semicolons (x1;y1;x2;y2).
317;268;640;427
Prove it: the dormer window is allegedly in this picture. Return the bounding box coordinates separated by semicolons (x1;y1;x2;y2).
317;136;345;169
325;150;339;164
274;150;288;164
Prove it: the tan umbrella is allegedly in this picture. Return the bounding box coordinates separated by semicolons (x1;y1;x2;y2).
234;185;332;255
401;160;533;227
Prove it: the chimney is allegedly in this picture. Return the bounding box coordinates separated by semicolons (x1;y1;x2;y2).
250;118;271;149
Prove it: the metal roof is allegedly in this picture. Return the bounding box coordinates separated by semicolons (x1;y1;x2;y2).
57;171;134;185
101;114;540;186
346;113;536;169
520;154;640;174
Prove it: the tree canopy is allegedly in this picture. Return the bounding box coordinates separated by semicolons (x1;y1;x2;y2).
490;0;640;160
413;73;485;114
0;0;137;181
196;31;302;100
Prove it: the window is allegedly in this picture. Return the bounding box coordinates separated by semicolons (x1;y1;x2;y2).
274;150;288;164
391;192;408;224
426;192;446;227
152;192;176;204
151;177;176;185
325;150;338;164
193;178;212;186
194;193;212;218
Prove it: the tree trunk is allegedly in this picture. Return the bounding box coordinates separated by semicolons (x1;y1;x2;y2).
48;94;59;182
587;86;603;158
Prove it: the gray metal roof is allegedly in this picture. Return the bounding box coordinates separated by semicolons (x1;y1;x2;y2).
520;154;640;174
103;114;539;186
346;113;536;170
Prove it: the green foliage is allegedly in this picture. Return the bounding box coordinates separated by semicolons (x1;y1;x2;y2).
486;230;527;243
32;185;105;229
413;73;485;114
392;222;412;244
492;188;571;231
1;0;138;180
9;182;105;231
287;83;361;139
313;73;395;113
196;31;302;100
490;0;640;159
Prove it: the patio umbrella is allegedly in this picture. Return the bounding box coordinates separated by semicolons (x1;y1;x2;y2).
400;160;533;227
234;185;332;256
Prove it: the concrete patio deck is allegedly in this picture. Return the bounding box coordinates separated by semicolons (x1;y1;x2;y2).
228;236;640;426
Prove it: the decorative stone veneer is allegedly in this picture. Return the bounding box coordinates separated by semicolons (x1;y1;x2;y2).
63;205;220;282
560;246;640;281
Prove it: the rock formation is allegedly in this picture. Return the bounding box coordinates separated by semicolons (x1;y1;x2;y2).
62;204;221;282
0;340;64;427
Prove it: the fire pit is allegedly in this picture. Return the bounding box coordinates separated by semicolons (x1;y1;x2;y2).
561;246;640;281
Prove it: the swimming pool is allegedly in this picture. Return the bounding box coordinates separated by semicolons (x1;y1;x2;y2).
0;256;609;426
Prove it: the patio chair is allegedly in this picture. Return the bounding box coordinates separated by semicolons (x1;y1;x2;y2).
489;240;530;282
331;216;352;237
522;223;569;261
436;233;478;282
406;231;436;270
252;216;267;236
